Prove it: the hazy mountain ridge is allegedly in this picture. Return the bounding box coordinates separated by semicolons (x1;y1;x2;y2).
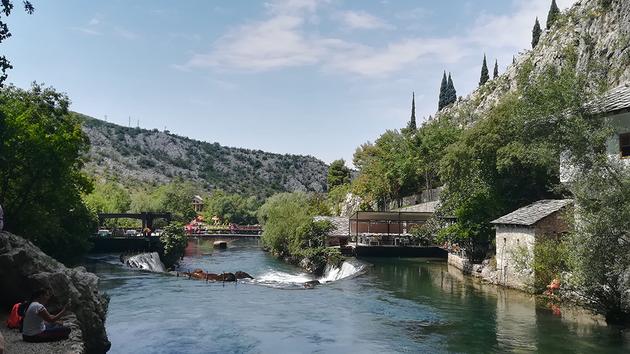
80;114;328;197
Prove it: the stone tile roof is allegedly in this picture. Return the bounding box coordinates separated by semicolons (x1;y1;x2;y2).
491;199;573;226
586;83;630;115
394;200;440;213
314;216;349;236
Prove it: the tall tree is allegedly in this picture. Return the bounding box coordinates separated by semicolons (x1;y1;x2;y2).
513;56;516;65
479;55;489;86
532;17;542;48
0;1;35;86
547;0;560;30
407;92;417;131
327;159;351;189
438;71;448;110
447;73;457;105
493;60;499;79
0;84;96;262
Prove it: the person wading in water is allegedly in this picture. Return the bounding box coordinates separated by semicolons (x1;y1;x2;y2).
21;288;71;343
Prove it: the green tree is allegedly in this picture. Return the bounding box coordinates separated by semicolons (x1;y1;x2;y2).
447;73;457;106
532;17;542;48
327;159;351;189
493;60;499;79
479;55;489;86
546;0;560;30
152;180;198;221
406;92;417;132
0;1;34;86
159;222;187;269
202;190;259;225
566;155;630;324
438;71;448;110
439;57;588;262
84;182;131;213
0;84;95;262
258;192;340;273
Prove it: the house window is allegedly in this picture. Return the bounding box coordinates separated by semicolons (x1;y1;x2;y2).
620;133;630;158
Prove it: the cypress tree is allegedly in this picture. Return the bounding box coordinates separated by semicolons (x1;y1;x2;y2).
532;17;542;48
447;73;457;105
493;60;499;79
479;55;489;86
513;56;516;65
438;71;448;110
547;0;560;30
407;92;417;131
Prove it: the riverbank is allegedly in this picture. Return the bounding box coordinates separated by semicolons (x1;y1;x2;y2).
0;231;110;353
0;312;79;354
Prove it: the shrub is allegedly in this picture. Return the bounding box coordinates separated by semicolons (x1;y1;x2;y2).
159;222;187;269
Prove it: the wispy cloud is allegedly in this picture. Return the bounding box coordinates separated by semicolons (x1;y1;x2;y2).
337;11;393;30
178;0;578;78
115;27;139;40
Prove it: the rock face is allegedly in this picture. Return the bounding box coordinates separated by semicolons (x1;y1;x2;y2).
438;0;630;125
0;232;110;353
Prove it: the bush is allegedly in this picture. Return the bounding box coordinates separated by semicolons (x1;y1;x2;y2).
159;222;187;269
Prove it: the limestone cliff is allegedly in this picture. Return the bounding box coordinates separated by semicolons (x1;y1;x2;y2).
438;0;630;124
0;232;110;353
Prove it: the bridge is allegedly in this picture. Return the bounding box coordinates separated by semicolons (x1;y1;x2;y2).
97;212;172;230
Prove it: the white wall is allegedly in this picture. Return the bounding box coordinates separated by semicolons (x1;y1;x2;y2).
495;226;536;291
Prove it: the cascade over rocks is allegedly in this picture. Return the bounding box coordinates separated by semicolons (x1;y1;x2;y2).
0;231;110;353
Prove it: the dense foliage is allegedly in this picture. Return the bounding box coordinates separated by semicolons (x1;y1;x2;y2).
567;161;630;324
0;84;96;262
159;222;188;269
258;192;341;274
202;190;259;225
327;159;351;190
439;54;590;261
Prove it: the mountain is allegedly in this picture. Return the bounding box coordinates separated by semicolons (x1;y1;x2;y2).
79;114;328;197
438;0;630;124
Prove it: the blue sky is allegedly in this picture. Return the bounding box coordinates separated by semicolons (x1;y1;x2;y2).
4;0;575;166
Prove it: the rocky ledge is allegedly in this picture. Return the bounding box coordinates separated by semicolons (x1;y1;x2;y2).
0;231;110;353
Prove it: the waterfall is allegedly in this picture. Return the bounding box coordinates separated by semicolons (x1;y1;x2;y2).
319;259;366;283
124;252;166;273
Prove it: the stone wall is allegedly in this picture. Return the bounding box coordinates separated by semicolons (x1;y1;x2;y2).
495;226;536;291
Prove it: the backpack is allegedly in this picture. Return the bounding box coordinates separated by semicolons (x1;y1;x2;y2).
6;301;29;330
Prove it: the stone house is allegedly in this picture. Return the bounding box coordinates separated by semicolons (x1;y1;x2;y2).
561;83;630;182
491;199;573;291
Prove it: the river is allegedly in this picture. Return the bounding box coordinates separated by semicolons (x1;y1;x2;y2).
86;240;630;354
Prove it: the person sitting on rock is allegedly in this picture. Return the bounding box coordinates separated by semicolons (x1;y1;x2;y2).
22;288;71;343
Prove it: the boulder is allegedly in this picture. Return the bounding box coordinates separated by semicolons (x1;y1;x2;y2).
0;232;110;353
235;271;253;280
303;280;320;289
217;272;236;282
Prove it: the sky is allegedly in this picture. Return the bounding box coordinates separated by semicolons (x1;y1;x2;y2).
3;0;576;166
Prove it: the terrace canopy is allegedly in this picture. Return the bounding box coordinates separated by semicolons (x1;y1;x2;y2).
349;211;434;246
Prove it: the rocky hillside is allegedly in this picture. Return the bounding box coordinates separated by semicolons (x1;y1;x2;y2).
80;115;328;197
439;0;630;124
